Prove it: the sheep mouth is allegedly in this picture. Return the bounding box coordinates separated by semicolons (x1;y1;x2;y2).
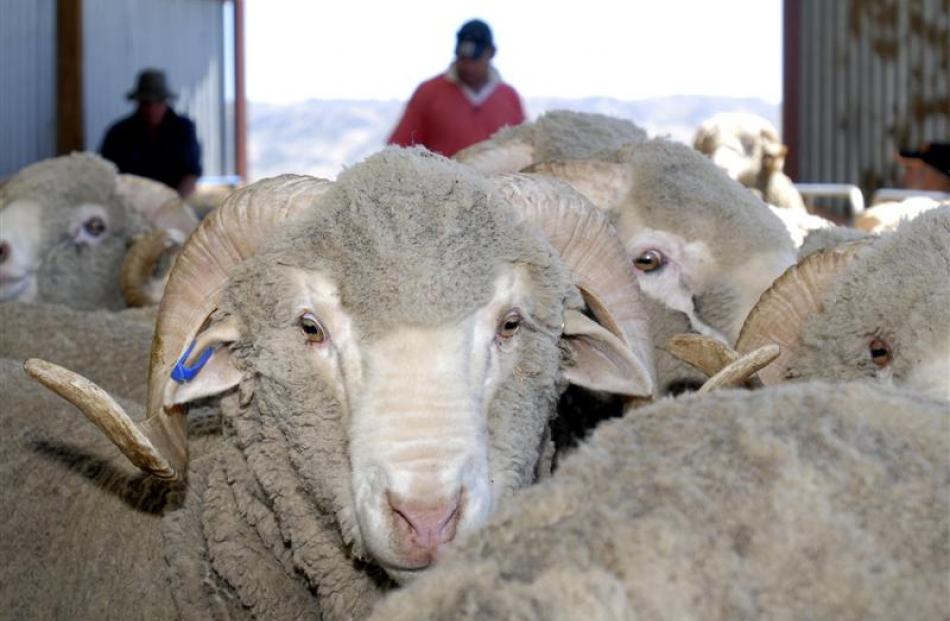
0;274;34;301
379;561;433;585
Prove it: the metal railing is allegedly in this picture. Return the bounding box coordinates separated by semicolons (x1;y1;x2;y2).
794;183;865;218
869;188;950;205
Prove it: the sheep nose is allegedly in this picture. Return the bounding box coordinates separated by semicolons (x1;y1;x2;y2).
0;241;10;265
388;491;463;553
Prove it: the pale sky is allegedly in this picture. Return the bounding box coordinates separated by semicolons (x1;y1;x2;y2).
246;0;782;104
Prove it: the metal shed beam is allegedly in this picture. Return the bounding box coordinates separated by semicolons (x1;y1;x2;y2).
783;0;801;181
234;0;247;181
57;0;84;154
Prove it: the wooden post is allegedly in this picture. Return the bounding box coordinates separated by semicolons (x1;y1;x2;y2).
782;0;801;181
57;0;84;154
234;0;247;181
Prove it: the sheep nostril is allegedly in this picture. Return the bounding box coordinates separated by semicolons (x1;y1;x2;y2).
0;241;9;264
387;490;463;548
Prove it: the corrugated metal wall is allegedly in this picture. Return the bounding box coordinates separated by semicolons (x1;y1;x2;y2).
84;0;227;176
788;0;950;193
0;0;56;178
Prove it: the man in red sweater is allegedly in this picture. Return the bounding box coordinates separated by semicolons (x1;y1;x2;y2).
388;19;526;157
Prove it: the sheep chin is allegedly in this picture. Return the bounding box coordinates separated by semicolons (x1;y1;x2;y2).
379;563;431;586
0;274;37;302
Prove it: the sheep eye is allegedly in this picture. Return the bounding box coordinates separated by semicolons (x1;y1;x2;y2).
497;310;522;340
633;249;664;272
83;216;107;237
299;313;328;344
869;338;891;368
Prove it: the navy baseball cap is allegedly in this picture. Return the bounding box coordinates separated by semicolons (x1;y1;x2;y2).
900;142;950;177
455;19;494;59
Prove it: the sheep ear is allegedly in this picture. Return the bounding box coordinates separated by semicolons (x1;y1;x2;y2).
164;316;243;406
560;309;652;397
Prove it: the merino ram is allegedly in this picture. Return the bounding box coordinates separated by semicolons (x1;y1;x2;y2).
528;138;797;395
0;152;198;309
369;381;950;621
734;205;950;399
5;147;654;619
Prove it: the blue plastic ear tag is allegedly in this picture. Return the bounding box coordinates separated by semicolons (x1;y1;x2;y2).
171;340;214;384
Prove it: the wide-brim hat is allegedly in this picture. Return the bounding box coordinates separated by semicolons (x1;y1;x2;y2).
126;69;177;102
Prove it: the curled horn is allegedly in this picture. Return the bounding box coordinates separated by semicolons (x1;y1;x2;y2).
736;239;872;385
24;359;178;478
27;175;333;480
120;229;183;307
664;334;776;390
453;136;536;176
665;333;740;378
697;344;779;392
524;160;634;213
492;174;655;398
115;174;199;235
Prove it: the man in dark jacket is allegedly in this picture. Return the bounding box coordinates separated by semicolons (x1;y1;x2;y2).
100;69;203;198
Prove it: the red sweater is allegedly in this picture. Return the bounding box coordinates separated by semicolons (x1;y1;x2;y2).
388;73;525;157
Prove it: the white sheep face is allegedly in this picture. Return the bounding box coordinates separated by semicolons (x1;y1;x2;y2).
617;223;791;346
208;256;558;581
0;199;42;302
348;269;531;581
232;263;546;582
0;153;165;310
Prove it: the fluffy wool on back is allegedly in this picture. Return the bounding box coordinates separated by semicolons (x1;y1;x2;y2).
0;301;154;402
499;109;648;163
368;381;950;621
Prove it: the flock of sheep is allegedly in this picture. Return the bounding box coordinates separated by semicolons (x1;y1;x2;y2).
0;111;947;620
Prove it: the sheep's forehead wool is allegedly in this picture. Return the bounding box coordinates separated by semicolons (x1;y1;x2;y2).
234;148;563;336
800;207;950;384
530;110;647;162
2;152;118;212
798;225;869;259
2;153;129;244
614;139;794;263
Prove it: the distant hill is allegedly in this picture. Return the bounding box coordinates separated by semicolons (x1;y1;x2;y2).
249;96;778;180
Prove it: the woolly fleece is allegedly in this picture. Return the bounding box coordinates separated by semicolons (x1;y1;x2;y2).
490;109;648;164
369;381;950;621
0;301;154;402
0;358;183;619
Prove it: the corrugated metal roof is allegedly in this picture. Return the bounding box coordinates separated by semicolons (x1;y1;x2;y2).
0;0;56;178
84;0;228;176
0;0;229;179
787;0;949;194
